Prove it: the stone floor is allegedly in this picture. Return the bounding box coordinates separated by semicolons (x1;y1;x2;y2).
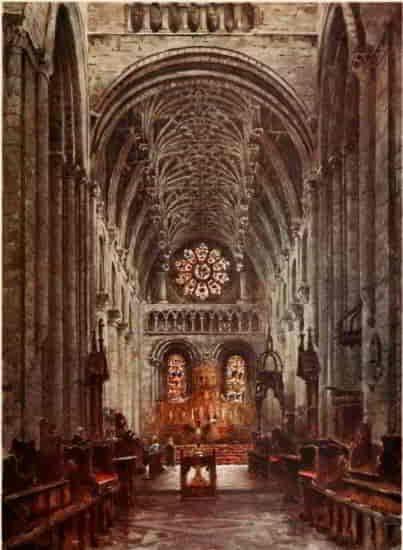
98;466;341;549
135;465;271;494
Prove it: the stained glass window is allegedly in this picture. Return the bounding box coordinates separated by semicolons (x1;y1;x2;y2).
167;353;187;401
225;355;246;402
174;242;230;301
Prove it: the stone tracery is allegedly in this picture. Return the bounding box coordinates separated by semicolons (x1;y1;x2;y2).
174;242;231;301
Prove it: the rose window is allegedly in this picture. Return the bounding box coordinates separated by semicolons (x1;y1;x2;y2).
174;242;230;301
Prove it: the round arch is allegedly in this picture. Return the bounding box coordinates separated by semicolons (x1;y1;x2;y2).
212;339;258;401
150;338;202;400
92;47;313;168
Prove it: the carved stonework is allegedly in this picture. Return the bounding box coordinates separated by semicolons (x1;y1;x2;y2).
130;4;144;32
4;22;29;50
351;49;376;78
108;224;118;244
282;310;295;332
96;291;110;310
107;308;121;325
150;4;162;32
188;5;200;32
129;3;262;34
290;302;304;325
291;218;302;241
297;283;310;304
207;5;220;32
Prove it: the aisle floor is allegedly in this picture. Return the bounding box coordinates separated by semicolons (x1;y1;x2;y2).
134;465;272;494
98;466;342;549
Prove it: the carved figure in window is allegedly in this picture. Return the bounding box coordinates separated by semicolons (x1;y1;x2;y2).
167;353;187;401
225;355;246;402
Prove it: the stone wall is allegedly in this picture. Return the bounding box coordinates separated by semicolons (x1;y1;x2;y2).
87;2;318;113
3;3;91;449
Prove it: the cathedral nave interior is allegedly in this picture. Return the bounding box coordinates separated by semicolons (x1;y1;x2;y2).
2;3;402;549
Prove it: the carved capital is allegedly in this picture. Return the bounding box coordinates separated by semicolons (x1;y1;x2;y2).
297;283;310;305
124;330;135;343
274;266;284;283
282;310;295;332
290;302;304;324
351;48;376;78
343;140;357;158
37;55;53;80
96;291;110;310
96;197;106;218
4;23;29;50
117;320;129;332
90;180;102;199
108;224;118;244
291;218;302;241
327;152;343;171
281;248;290;263
107;308;121;325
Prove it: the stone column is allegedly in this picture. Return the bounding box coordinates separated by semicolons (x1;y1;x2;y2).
233;5;243;31
79;172;91;430
329;154;344;389
199;5;208;32
117;321;128;414
238;269;248;302
156;266;168;302
143;6;151;32
343;76;360;309
48;152;65;431
352;50;376;420
178;4;189;32
63;164;80;436
303;169;319;339
22;55;38;442
344;132;361;388
159;5;170;32
36;62;50;423
317;167;329;436
217;5;226;32
125;331;134;425
107;311;121;410
3;22;26;445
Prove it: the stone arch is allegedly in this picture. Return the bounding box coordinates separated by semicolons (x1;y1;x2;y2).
93;47;313;158
212;339;258;400
150;339;202;399
43;3;89;171
91;48;313;287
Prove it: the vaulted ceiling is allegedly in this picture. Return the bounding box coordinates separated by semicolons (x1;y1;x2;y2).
92;48;313;294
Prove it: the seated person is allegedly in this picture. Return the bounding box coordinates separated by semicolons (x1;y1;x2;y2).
165;437;176;468
145;435;163;479
148;435;160;455
72;426;87;446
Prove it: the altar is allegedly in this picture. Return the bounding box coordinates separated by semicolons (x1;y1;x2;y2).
145;357;256;446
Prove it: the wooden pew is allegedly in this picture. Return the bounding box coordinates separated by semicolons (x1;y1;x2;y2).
3;436;95;550
92;442;120;531
299;429;402;549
